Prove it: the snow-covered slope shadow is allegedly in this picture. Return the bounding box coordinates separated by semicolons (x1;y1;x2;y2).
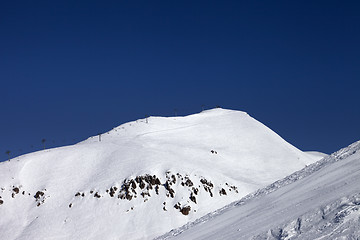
156;140;360;240
0;108;318;239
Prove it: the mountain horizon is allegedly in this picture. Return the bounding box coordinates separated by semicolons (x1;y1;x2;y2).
0;108;325;239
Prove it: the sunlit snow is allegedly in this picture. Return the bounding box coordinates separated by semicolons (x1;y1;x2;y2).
0;108;319;239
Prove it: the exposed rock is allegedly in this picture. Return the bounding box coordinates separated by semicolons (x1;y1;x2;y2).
34;191;44;200
130;180;136;189
180;206;191;215
68;172;236;212
126;195;133;201
75;192;86;197
171;175;176;184
34;190;46;207
164;182;175;198
200;178;214;188
184;178;193;187
154;177;161;185
13;187;19;194
109;187;117;197
118;180;135;201
219;188;227;196
190;193;197;204
140;191;150;198
200;178;214;197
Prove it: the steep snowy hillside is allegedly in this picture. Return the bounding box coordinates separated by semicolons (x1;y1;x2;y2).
158;140;360;240
0;108;316;240
305;151;328;161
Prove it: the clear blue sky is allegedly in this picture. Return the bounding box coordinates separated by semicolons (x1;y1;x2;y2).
1;1;360;161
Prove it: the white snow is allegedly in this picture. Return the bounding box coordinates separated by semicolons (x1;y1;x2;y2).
305;151;328;161
0;108;318;239
157;140;360;240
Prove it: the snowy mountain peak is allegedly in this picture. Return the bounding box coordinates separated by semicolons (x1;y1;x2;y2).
84;108;248;142
0;109;319;239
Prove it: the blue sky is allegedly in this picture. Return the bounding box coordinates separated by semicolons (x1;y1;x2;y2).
1;1;360;161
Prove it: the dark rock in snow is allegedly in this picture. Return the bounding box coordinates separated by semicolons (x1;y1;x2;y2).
180;206;191;215
13;187;19;194
34;191;44;200
219;188;227;196
190;193;197;204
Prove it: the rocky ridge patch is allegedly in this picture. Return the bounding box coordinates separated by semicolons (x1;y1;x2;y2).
70;171;238;216
1;172;238;217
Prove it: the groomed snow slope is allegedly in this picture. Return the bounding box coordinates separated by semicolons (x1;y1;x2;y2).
157;140;360;240
0;108;316;240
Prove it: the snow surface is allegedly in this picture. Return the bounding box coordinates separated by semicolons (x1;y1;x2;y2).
157;140;360;240
305;151;328;161
0;108;317;239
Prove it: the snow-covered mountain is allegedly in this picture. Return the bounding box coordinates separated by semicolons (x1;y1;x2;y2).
0;108;318;239
304;151;328;161
157;140;360;240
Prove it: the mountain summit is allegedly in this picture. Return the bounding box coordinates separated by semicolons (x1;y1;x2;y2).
0;108;319;239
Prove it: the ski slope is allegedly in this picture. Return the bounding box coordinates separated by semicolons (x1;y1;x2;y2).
157;140;360;240
0;108;318;239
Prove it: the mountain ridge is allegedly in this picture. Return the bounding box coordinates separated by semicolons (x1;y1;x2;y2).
0;108;320;239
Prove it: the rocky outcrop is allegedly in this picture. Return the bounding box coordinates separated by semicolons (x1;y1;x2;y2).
0;171;238;217
70;171;238;216
34;190;47;207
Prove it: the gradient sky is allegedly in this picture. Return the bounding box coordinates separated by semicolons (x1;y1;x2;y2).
1;1;360;162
